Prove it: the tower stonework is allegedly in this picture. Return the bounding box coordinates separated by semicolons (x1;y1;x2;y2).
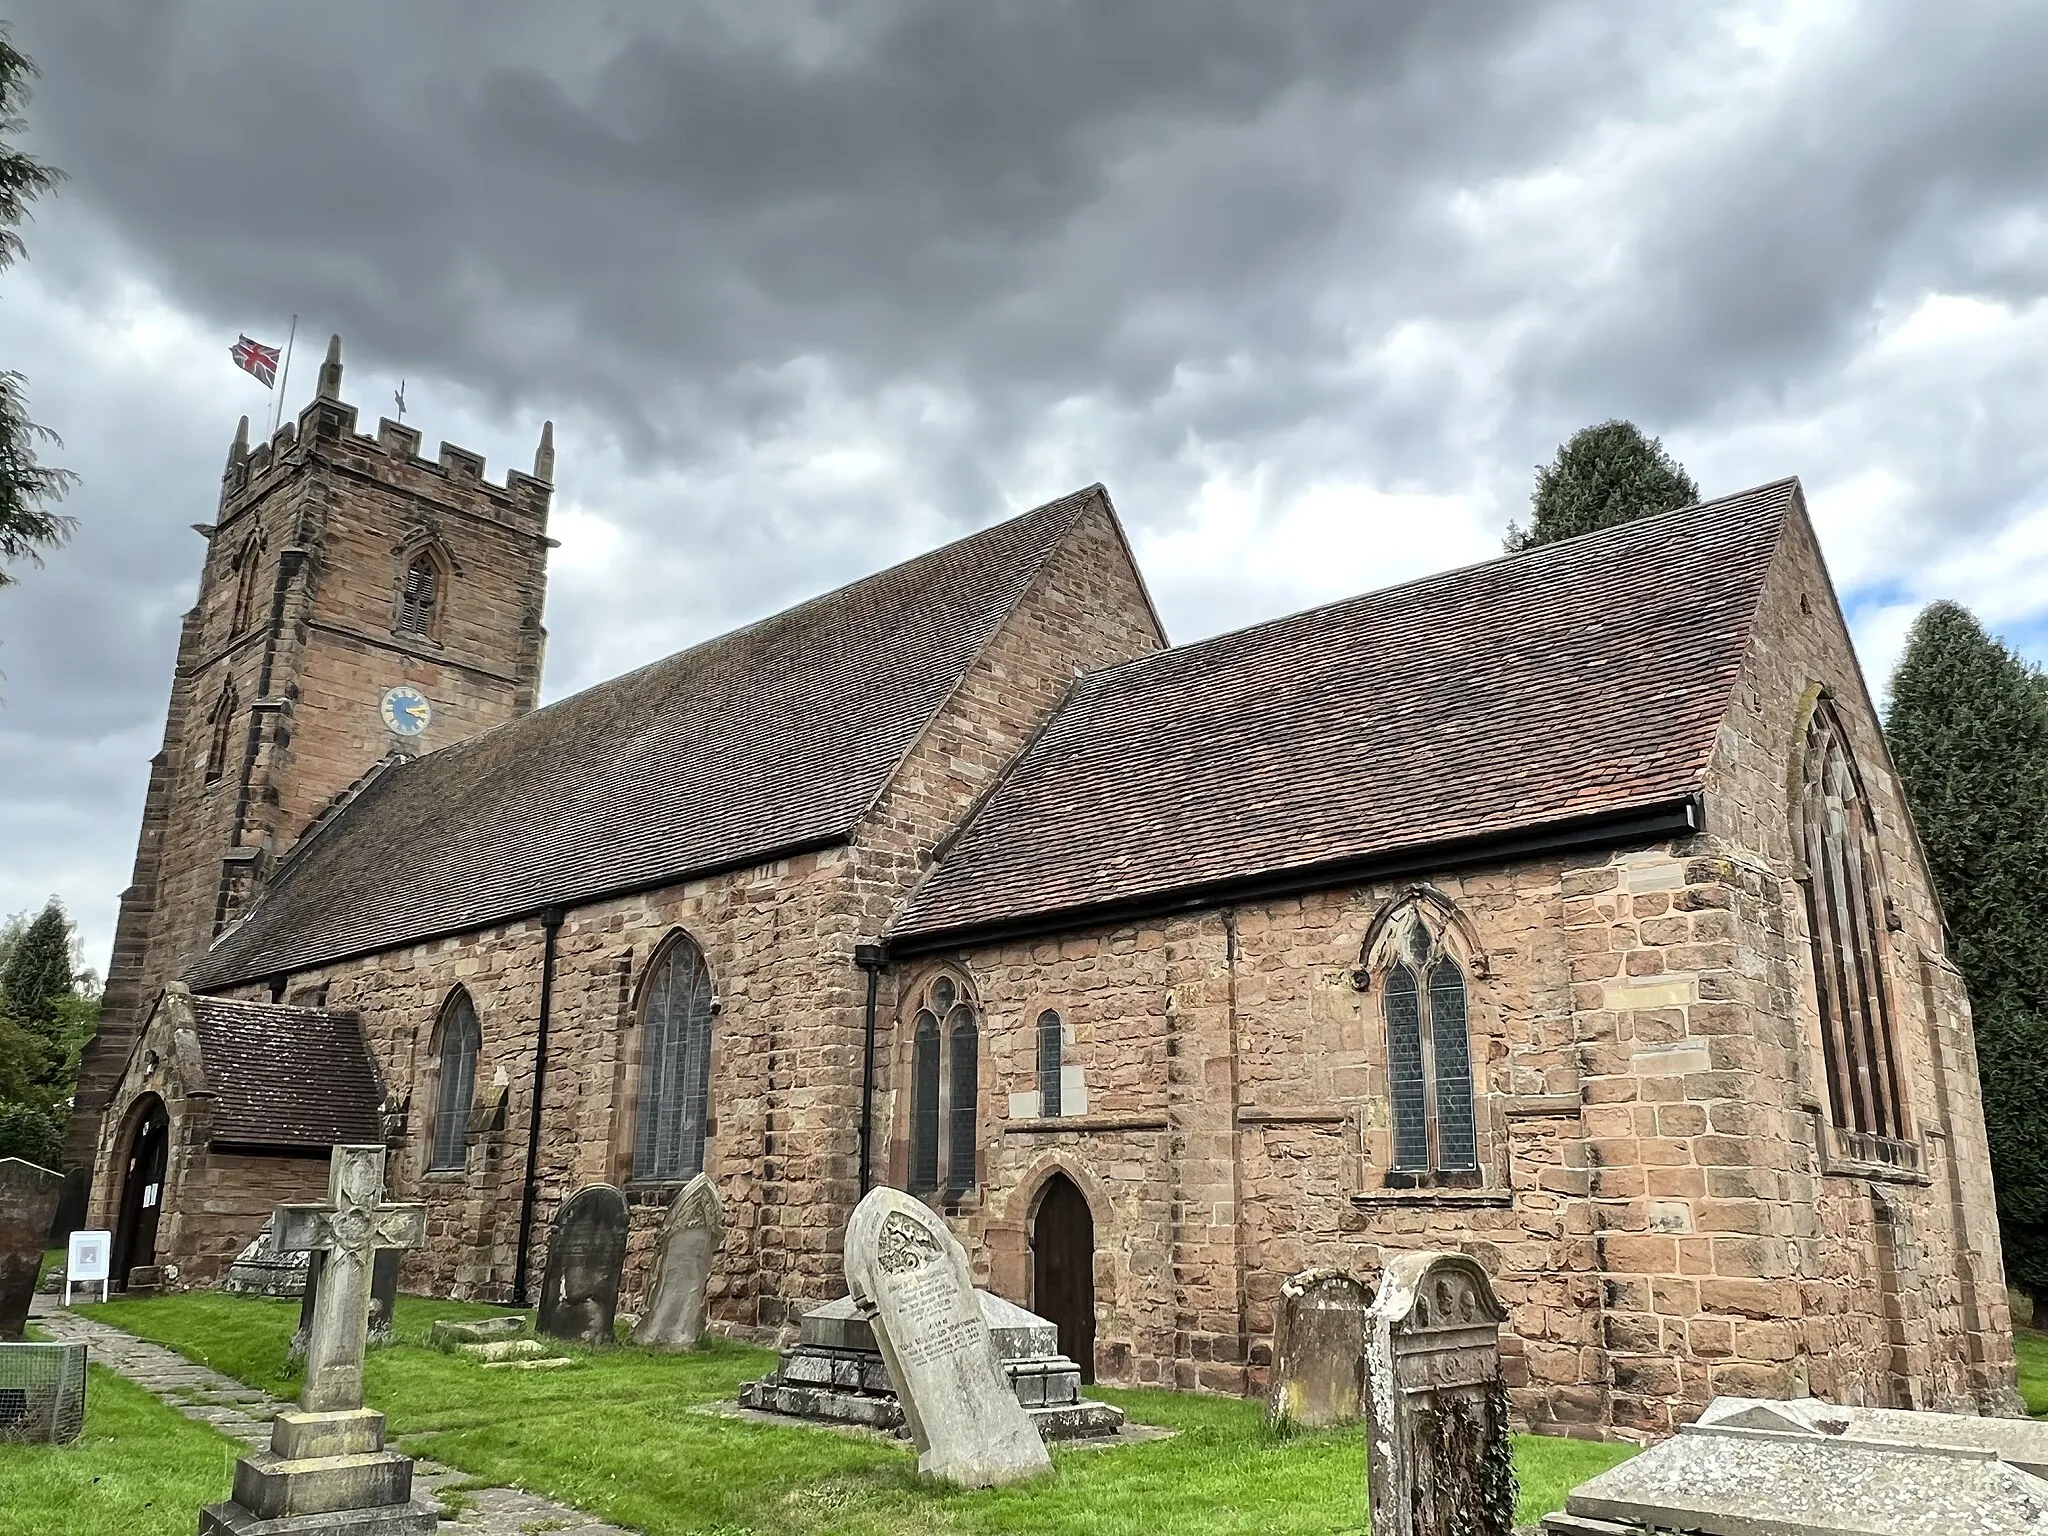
64;339;555;1212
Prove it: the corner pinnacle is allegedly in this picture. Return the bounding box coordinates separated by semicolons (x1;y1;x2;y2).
534;419;555;483
317;333;343;400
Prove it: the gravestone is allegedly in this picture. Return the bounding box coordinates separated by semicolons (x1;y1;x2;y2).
632;1172;723;1349
1544;1396;2048;1535
1364;1250;1515;1536
843;1186;1052;1487
1266;1267;1370;1431
0;1157;64;1340
200;1144;435;1536
739;1290;1124;1440
289;1247;401;1364
224;1214;311;1298
537;1184;629;1347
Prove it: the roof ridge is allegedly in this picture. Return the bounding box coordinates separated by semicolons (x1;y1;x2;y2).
1067;476;1801;692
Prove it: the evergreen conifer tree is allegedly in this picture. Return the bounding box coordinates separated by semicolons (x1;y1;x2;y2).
0;897;72;1090
1505;420;1700;552
1886;601;2048;1302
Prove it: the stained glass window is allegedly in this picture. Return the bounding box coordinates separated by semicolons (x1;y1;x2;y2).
430;992;480;1171
946;1005;978;1199
1038;1010;1063;1118
910;1009;941;1193
1428;960;1477;1169
1801;704;1907;1142
1385;965;1429;1170
633;935;715;1181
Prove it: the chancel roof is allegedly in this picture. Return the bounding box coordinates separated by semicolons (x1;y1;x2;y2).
890;479;1800;950
188;488;1107;988
188;995;384;1150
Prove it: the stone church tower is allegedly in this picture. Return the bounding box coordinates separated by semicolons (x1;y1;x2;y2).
63;338;555;1210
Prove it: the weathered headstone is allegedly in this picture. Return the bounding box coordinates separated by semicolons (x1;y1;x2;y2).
1547;1403;2048;1536
1364;1251;1515;1536
1266;1266;1370;1431
632;1173;723;1349
0;1157;64;1340
289;1247;401;1365
200;1144;434;1536
537;1183;629;1347
224;1214;311;1298
843;1186;1052;1487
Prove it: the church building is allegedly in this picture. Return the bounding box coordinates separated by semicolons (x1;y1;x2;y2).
70;345;2020;1438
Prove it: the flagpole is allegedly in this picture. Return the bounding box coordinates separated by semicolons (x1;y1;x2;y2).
270;314;299;439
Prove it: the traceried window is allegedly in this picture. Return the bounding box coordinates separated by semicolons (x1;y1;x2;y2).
907;972;979;1202
1382;913;1478;1175
231;537;264;635
632;933;715;1182
204;687;238;784
1037;1010;1063;1119
1799;701;1908;1145
429;990;480;1171
396;549;442;638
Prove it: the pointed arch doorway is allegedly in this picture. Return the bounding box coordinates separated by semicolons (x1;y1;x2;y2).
1031;1172;1096;1382
112;1095;170;1287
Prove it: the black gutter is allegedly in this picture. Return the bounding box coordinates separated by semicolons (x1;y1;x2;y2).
512;906;565;1305
854;942;887;1196
888;795;1704;959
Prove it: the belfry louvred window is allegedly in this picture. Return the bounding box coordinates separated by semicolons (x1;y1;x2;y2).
1382;912;1478;1175
907;972;979;1202
204;687;238;784
1799;701;1908;1146
429;990;480;1171
397;550;440;636
633;933;715;1182
231;537;264;635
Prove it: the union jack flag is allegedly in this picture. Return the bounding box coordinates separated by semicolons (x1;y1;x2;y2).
230;334;281;388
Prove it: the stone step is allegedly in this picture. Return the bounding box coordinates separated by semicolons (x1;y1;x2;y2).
1539;1515;1636;1535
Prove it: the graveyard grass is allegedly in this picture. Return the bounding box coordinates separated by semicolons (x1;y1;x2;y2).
2016;1327;2048;1416
0;1362;240;1536
71;1292;1632;1535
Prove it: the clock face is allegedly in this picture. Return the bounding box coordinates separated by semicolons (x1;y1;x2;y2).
381;685;432;737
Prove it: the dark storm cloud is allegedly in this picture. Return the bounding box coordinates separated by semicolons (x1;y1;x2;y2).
4;1;2048;966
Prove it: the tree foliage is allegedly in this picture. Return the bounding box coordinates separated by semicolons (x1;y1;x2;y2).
0;899;94;1165
1886;601;2048;1295
0;25;72;588
1505;420;1700;552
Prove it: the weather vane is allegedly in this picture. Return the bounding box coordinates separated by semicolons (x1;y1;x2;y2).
393;379;408;422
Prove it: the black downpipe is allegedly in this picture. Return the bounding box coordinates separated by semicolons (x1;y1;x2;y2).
854;942;886;1196
513;907;566;1305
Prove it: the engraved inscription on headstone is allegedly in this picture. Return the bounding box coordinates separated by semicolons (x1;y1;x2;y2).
0;1158;65;1340
844;1187;1051;1487
1266;1267;1370;1431
537;1184;629;1347
1364;1251;1515;1536
632;1172;724;1349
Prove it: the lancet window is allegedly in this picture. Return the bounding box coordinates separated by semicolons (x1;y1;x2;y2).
633;933;716;1182
429;990;481;1171
908;972;980;1202
1378;906;1478;1175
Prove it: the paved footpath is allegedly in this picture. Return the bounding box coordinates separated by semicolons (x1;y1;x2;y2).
31;1297;634;1536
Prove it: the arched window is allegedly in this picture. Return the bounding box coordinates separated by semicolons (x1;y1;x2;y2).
1799;701;1907;1144
1380;908;1478;1175
204;687;238;783
396;548;443;638
1037;1009;1063;1119
231;537;264;635
907;972;979;1201
632;933;715;1182
429;990;481;1171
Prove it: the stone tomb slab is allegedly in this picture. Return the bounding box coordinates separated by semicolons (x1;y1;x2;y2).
537;1184;629;1347
632;1173;724;1350
844;1188;1052;1487
1697;1395;2048;1480
1558;1423;2048;1536
0;1157;64;1340
1267;1267;1369;1431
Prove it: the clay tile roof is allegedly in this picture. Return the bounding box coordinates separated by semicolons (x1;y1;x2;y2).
187;487;1103;989
891;479;1799;949
189;996;384;1150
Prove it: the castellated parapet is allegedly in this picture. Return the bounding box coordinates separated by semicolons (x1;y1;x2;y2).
64;338;557;1211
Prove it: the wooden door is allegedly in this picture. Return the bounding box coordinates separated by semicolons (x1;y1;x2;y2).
112;1098;169;1285
1031;1173;1096;1382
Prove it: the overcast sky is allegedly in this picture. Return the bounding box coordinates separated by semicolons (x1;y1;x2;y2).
3;1;2046;973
